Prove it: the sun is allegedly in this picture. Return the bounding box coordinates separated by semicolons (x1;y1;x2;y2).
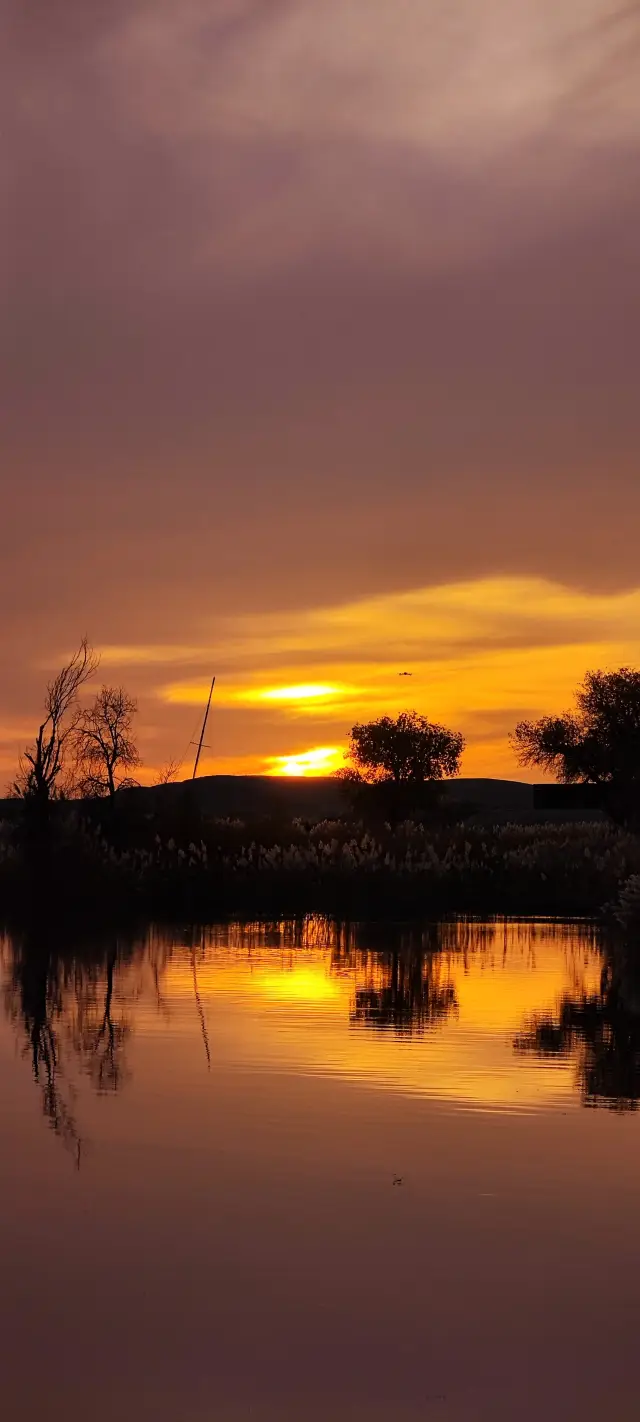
266;745;344;777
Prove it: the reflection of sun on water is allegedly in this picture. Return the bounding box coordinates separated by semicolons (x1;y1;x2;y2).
252;966;342;1003
160;925;604;1112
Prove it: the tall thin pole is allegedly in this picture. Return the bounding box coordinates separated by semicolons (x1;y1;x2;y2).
192;675;215;779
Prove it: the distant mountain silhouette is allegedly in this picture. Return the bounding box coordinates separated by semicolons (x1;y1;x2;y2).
0;774;607;825
112;775;604;824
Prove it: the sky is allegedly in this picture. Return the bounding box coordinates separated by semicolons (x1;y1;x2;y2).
2;0;640;783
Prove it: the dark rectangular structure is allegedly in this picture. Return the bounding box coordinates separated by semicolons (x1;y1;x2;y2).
532;783;605;811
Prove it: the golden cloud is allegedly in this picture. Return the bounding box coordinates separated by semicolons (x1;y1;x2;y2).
81;575;640;779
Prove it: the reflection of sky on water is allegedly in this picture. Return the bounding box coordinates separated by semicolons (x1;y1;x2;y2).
2;919;640;1422
0;919;616;1130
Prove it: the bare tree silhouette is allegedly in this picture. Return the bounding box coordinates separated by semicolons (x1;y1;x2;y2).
154;758;182;786
77;685;141;799
12;638;99;809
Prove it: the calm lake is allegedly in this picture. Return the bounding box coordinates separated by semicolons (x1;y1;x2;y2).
2;918;640;1422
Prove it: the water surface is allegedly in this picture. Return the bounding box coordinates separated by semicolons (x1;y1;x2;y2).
1;918;640;1421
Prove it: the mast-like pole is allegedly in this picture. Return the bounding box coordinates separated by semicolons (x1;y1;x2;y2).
192;675;216;779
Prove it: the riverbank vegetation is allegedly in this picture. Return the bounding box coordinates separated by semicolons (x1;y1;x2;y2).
1;810;639;919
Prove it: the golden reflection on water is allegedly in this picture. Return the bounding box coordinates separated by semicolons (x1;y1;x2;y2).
152;919;604;1113
1;915;631;1159
3;918;640;1422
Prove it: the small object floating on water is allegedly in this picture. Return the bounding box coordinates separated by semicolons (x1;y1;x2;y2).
392;1175;404;1186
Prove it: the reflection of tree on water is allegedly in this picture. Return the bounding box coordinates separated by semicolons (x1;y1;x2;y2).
3;915;611;1148
71;947;131;1094
351;954;457;1035
514;950;640;1111
327;922;458;1036
3;930;82;1161
350;950;458;1035
1;924;213;1158
2;924;140;1161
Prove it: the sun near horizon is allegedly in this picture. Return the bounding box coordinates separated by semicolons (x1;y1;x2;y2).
9;571;640;787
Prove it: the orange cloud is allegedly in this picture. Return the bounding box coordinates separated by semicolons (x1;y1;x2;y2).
149;575;640;777
23;577;638;786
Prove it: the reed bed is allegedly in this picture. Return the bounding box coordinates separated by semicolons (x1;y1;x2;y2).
2;814;639;919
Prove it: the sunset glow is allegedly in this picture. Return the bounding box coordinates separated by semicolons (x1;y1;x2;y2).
4;574;640;784
132;574;640;784
250;683;346;705
3;1;640;787
265;746;344;777
5;6;640;1418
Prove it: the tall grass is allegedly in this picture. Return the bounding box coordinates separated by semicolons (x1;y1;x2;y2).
1;813;639;918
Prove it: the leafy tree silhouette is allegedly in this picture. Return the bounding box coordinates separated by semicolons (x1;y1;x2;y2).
514;954;640;1111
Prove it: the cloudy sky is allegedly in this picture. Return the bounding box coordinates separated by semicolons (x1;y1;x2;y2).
3;1;639;781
